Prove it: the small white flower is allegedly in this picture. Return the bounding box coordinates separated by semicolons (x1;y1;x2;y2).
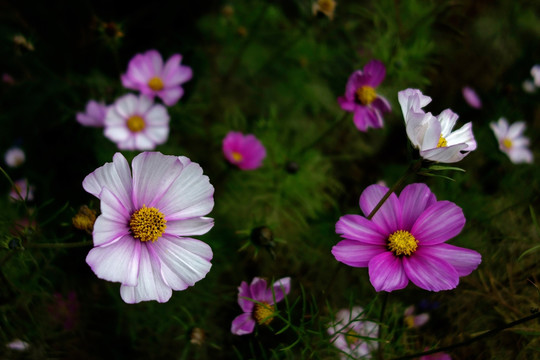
4;147;25;167
531;65;540;87
490;118;533;164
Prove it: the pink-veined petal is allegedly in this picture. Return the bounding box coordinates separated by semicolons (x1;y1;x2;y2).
238;281;254;313
422;243;481;276
332;240;387;267
411;201;465;245
368;252;409;292
158;87;184;106
165;217;214;237
359;184;401;233
402;249;459;291
335;215;386;245
363;59;386;87
231;313;256;335
420;143;469;163
249;277;269;302
398;184;437;230
270;277;291;304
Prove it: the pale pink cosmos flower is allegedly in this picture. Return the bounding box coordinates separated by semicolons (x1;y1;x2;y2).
338;60;391;132
522;80;536;94
332;183;482;292
83;152;214;303
490;118;533;164
403;305;429;328
4;147;25;167
222;131;266;170
462;86;482;109
104;94;170;150
10;179;34;202
531;65;540;87
327;306;379;359
76;100;108;127
121;49;193;106
231;277;290;335
6;339;30;351
398;88;476;163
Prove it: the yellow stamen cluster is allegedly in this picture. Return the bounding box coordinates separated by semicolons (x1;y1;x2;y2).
129;205;167;243
148;76;164;91
253;302;275;325
72;205;97;233
127;115;146;133
231;151;243;162
387;230;418;256
345;329;360;346
502;138;513;149
356;85;377;106
313;0;337;19
437;134;448;148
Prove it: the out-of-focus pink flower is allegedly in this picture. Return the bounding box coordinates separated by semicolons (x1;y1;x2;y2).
531;65;540;87
6;339;30;351
76;100;108;127
2;73;15;85
4;147;25;167
462;86;482;109
231;277;291;335
522;80;536;94
222;131;266;170
104;94;170;150
83;152;214;303
490;118;533;164
403;305;429;328
327;306;379;359
49;292;80;330
121;49;192;106
337;60;391;132
9;179;34;202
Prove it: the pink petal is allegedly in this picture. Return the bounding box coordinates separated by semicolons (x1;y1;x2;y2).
363;59;386;87
335;215;386;245
411;201;465;245
165;217;214;237
424;244;481;276
231;313;256;335
398;184;437;230
238;281;254;312
248;277;269;301
337;96;355;112
158;87;184;106
372;96;391;113
332;240;387;267
270;277;291;304
353;106;372;132
120;244;172;303
368;252;409;292
359;184;401;233
86;235;141;287
402;249;459;291
145;49;164;74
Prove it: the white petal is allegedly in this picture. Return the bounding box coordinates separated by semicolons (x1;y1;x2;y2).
115;94;138;118
165;217;214;236
420;115;442;151
446;122;476;151
437;109;458;137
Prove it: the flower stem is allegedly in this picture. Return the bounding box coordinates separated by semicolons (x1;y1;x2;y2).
391;311;540;360
296;112;349;156
28;241;93;249
377;292;389;360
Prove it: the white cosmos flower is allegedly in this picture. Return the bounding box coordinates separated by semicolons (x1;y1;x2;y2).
398;88;477;163
490;118;533;164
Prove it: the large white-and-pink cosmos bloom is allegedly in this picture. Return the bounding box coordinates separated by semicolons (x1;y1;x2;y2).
83;152;214;303
398;89;476;163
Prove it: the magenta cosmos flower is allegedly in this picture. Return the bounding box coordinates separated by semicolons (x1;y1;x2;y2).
76;100;108;127
337;60;391;132
327;306;379;360
398;89;476;163
121;49;192;106
104;94;169;150
490;118;533;164
83;152;214;303
222;131;266;170
231;277;291;335
332;183;481;292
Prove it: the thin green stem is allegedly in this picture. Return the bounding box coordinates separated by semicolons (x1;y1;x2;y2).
377;292;389;360
27;241;93;249
391;311;540;360
296;112;350;156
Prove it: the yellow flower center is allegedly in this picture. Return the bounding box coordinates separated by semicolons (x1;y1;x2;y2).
127;115;146;133
253;302;275;325
404;315;416;329
387;230;418;256
502;138;513;149
72;205;97;233
129;205;167;243
345;329;361;346
318;0;336;14
437;134;448;148
148;76;164;91
356;85;377;105
231;151;243;162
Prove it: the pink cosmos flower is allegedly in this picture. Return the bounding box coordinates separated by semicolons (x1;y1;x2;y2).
222;131;266;170
83;152;214;303
121;49;192;107
231;277;291;335
337;60;392;132
4;147;25;167
104;94;170;150
327;306;379;360
403;305;429;328
76;100;108;127
461;86;482;109
332;183;481;292
9;179;34;202
398;89;476;163
490;118;533;164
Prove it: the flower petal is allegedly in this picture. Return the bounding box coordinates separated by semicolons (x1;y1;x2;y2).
446;122;476;151
165;217;214;237
398;184;437;230
411;201;465;245
332;240;387;267
420;143;469;163
437;109;459;137
368;252;409;292
335;215;386;245
238;281;254;312
231;313;256;335
398;88;432;119
402;249;459;291
363;60;386;87
159;87;184;106
422;243;481;276
271;277;291;304
359;184;401;233
249;277;269;302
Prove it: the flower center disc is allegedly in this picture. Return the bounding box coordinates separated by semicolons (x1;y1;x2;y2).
231;151;243;162
148;76;164;91
502;138;513;149
127;115;146;133
253;302;275;325
356;85;377;105
437;134;448;148
387;230;418;256
318;0;336;13
129;205;167;242
345;329;361;346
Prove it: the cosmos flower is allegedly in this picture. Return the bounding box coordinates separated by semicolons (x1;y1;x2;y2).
403;305;429;328
104;94;170;150
337;60;392;132
327;306;379;359
222;131;266;170
490;118;533;164
531;65;540;87
9;179;34;202
398;88;476;163
312;0;337;20
462;86;482;109
121;49;192;106
76;100;108;127
332;183;482;292
4;147;25;167
83;152;214;303
231;277;291;335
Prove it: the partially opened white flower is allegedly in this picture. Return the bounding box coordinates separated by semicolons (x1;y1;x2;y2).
398;88;476;163
490;118;533;164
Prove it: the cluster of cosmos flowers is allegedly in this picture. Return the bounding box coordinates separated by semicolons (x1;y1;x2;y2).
67;55;537;359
